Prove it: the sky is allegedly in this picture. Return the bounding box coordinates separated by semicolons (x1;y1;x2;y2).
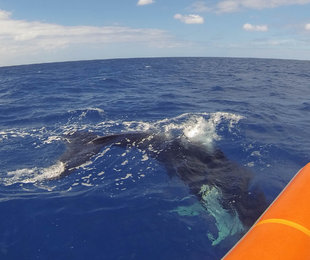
0;0;310;66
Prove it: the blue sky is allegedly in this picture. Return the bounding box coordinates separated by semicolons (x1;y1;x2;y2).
0;0;310;66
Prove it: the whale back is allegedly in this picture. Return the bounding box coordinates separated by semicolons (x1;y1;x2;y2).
58;131;267;228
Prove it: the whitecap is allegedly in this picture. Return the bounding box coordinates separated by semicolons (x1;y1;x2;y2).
141;153;149;162
3;161;65;186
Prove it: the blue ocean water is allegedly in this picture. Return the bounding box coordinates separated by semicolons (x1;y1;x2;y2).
0;57;309;259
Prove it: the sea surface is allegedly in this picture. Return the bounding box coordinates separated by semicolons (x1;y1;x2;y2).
0;57;309;259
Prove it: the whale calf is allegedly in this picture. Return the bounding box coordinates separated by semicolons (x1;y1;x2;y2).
57;131;267;241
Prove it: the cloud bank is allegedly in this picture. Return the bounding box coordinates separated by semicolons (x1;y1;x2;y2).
174;14;204;24
0;9;177;66
192;0;310;13
243;23;269;32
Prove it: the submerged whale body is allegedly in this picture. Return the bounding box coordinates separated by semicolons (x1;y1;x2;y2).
58;131;267;230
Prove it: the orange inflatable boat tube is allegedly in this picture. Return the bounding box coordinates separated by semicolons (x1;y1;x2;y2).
223;163;310;260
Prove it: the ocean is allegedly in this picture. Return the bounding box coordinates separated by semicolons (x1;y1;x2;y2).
0;57;309;259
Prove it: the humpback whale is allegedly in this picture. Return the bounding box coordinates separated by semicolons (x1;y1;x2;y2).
58;131;267;235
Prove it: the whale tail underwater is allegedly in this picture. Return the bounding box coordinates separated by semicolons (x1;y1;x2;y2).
57;130;267;243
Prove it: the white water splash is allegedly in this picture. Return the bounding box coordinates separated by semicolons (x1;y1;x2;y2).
4;161;65;186
122;112;244;150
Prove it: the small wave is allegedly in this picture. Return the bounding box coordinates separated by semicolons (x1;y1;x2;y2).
4;161;65;186
68;107;104;115
67;107;105;121
0;128;41;142
0;126;57;144
300;102;310;112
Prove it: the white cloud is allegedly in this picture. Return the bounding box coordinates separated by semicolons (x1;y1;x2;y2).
217;1;240;12
0;9;181;66
253;38;297;46
174;14;204;24
305;23;310;30
191;0;310;13
0;11;166;48
137;0;155;6
190;1;212;12
0;9;10;19
243;23;269;32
